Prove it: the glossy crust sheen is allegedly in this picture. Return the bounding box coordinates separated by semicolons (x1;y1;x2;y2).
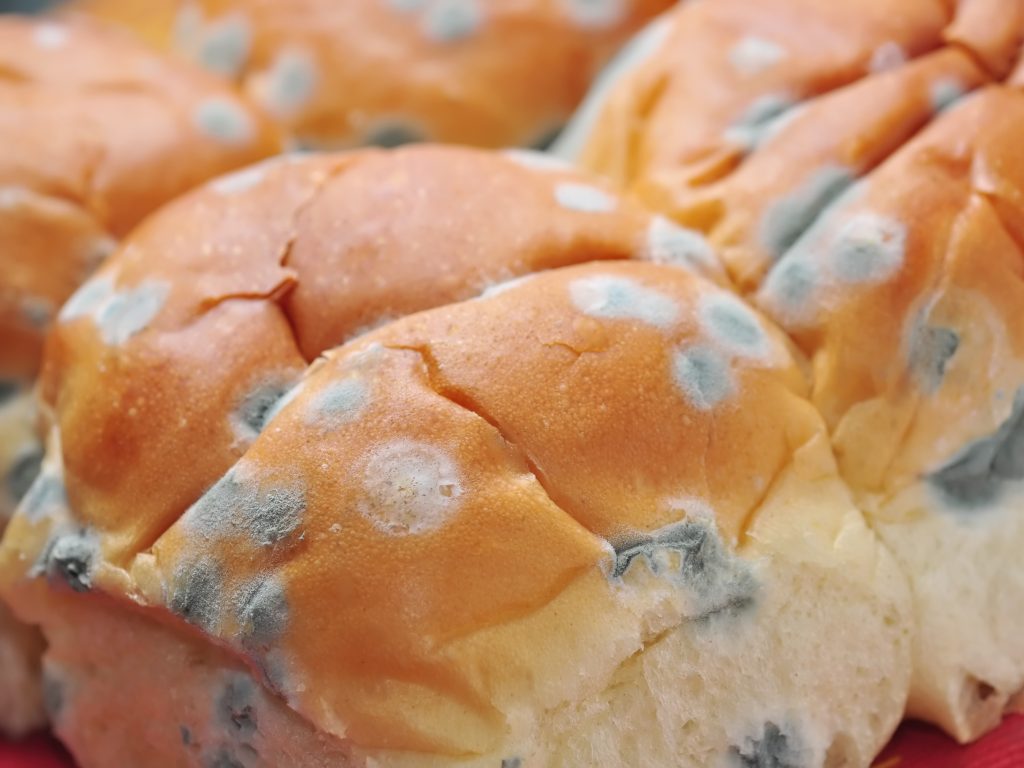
68;0;676;149
566;0;1024;743
0;146;911;767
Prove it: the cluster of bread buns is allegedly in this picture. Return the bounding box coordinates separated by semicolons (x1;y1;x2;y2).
0;144;913;767
68;0;676;149
0;0;1021;766
558;0;1024;745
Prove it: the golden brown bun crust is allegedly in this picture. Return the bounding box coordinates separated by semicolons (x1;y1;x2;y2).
0;15;281;380
69;0;676;149
0;145;911;763
34;145;719;565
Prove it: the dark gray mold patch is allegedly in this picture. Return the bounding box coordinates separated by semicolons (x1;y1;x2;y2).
233;380;295;438
43;530;97;593
909;324;959;394
236;577;289;653
364;122;426;148
6;443;44;505
207;752;245;768
41;667;65;719
180;725;193;746
728;722;804;768
218;674;258;738
501;759;523;768
0;380;19;405
929;387;1024;508
185;469;305;548
170;559;224;631
759;166;854;259
613;521;758;620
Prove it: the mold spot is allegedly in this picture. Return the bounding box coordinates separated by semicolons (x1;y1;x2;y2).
729;36;787;76
194;98;255;144
21;297;54;328
502;149;572;172
423;0;483;43
562;0;625;29
0;380;18;405
33;22;68;50
614;520;757;619
59;274;116;323
20;472;68;522
908;323;959;394
569;274;679;330
198;14;251;78
759;166;854;259
724;94;797;152
6;442;44;504
262;49;318;117
260;380;306;427
502;760;523;768
183;467;305;547
44;530;98;593
207;751;245;768
870;41;906;73
359;440;463;536
387;0;427;10
306;378;369;429
236;577;289;652
554;182;617;213
95;280;169;346
530;123;566;151
218;674;258;737
728;721;804;768
699;293;768;359
930;78;966;113
646;216;719;273
41;666;65;719
830;212;906;283
169;559;223;630
180;725;192;746
233;380;295;439
364;121;426;148
672;346;734;411
930;388;1024;508
760;257;816;312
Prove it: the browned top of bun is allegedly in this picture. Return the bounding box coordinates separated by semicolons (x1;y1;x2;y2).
35;145;727;563
0;15;280;380
70;0;676;148
570;0;1024;503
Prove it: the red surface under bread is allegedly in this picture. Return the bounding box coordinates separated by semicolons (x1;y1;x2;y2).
0;715;1021;767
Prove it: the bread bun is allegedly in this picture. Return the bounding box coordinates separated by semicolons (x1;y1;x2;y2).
67;0;675;149
561;0;1024;742
0;13;281;735
0;145;911;766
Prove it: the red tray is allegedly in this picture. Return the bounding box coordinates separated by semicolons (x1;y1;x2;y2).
1;715;1021;767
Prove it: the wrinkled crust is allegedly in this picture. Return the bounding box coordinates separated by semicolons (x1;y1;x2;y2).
0;14;280;379
69;0;676;149
115;262;833;756
32;145;720;567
